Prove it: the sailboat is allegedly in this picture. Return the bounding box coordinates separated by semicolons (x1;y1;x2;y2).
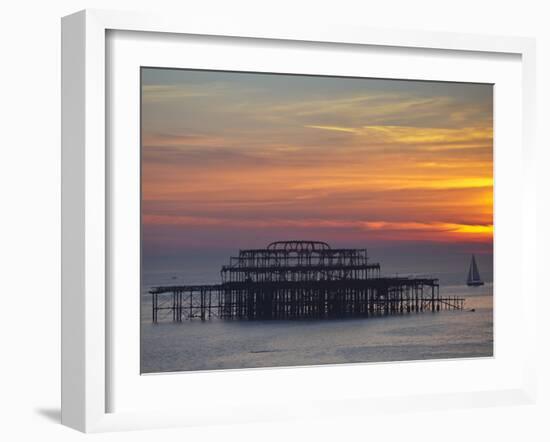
466;255;484;287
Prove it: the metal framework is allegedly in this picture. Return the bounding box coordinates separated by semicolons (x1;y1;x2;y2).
150;241;465;323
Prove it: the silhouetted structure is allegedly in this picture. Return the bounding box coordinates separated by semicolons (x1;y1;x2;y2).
150;241;465;323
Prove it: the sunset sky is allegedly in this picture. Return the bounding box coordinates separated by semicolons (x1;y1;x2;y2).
141;68;493;277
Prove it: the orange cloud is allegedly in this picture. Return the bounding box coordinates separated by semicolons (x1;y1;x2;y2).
143;214;492;243
141;72;493;250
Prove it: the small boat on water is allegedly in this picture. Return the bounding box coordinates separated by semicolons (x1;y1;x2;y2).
466;254;484;287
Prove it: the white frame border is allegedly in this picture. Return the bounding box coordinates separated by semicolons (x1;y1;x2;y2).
61;9;537;433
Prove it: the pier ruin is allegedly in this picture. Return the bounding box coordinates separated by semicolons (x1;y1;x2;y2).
149;241;465;323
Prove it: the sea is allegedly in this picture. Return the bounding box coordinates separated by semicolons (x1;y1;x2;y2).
140;263;493;374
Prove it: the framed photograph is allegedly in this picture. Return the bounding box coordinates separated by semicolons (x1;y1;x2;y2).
141;67;492;374
61;9;538;432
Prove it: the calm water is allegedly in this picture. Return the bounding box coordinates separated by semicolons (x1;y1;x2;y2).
140;270;493;373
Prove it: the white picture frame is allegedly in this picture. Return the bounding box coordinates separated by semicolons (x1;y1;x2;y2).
61;9;538;433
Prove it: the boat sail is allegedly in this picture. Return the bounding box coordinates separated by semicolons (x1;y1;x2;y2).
466;255;484;286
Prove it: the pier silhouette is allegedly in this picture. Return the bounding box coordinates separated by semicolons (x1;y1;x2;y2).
150;241;465;323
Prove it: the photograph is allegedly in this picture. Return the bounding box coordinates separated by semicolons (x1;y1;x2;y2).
140;68;493;374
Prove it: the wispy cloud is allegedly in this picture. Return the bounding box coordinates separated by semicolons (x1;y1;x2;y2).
141;70;493;249
304;125;358;133
142;84;219;102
